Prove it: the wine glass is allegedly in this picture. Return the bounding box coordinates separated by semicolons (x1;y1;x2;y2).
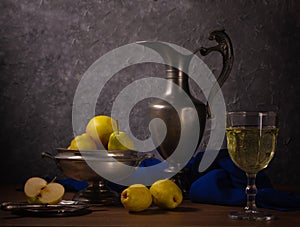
226;111;278;220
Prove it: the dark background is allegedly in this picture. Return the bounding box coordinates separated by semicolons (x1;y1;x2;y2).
0;0;299;186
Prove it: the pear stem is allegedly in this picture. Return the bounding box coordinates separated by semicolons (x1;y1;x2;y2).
49;176;57;184
116;120;120;135
41;176;57;191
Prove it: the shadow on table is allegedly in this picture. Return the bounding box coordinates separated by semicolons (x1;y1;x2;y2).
129;206;199;215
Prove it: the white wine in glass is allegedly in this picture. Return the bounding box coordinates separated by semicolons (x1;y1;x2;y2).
226;111;278;220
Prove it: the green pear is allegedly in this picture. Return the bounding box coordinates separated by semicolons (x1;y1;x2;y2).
67;133;97;150
85;115;117;149
121;184;152;212
150;179;183;209
108;131;135;151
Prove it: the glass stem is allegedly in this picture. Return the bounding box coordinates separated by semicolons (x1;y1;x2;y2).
245;173;257;212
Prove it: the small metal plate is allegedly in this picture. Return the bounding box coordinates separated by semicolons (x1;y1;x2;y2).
1;201;92;217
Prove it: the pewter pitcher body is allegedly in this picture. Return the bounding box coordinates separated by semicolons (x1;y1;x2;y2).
139;30;234;162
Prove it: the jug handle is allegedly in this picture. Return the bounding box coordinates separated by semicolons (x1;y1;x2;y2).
194;29;234;104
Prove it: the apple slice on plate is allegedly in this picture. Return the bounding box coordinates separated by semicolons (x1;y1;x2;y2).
24;177;65;205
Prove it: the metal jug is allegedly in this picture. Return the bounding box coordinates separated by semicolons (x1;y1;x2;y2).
138;30;234;191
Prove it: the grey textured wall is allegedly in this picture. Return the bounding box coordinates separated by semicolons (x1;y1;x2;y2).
0;0;299;185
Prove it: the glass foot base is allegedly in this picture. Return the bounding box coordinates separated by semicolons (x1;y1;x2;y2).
229;210;275;221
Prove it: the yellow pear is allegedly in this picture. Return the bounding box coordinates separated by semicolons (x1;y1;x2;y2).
24;177;65;205
67;133;97;150
86;115;117;149
121;184;152;212
108;131;135;151
150;179;183;209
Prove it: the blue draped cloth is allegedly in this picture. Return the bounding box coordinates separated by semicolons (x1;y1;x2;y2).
188;149;300;211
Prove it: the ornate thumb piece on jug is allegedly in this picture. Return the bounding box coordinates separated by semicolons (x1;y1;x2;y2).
196;30;234;107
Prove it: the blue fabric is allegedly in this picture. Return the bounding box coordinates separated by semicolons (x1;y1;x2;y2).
56;178;88;191
189;149;300;211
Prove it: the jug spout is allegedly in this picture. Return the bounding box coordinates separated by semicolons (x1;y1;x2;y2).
137;30;234;104
136;41;193;73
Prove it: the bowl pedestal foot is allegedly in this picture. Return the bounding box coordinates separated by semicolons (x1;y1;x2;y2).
72;180;120;205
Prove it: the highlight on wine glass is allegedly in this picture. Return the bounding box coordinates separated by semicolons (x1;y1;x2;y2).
226;111;278;220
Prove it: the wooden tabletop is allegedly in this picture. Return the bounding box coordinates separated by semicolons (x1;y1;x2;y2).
1;184;300;227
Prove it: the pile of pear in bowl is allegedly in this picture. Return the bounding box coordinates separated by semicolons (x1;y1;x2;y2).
42;115;153;204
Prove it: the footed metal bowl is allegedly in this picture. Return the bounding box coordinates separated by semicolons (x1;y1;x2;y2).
42;148;154;205
43;148;150;181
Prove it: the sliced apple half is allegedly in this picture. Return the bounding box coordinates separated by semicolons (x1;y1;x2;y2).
24;177;65;205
